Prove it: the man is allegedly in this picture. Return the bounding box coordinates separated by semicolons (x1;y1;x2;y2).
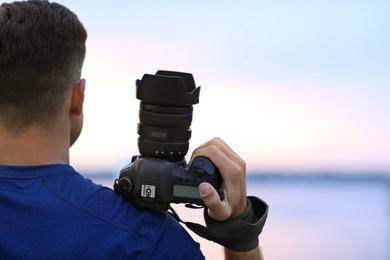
0;0;267;259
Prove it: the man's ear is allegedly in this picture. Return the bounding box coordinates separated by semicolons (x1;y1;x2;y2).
70;79;86;116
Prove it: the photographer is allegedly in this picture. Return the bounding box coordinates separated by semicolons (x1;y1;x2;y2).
0;1;266;259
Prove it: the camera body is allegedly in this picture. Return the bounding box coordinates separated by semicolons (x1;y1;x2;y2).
114;155;222;211
114;71;223;211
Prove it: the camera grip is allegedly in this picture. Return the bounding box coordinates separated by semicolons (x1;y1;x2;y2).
191;156;223;200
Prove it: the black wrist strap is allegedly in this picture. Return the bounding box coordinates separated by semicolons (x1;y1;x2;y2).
169;196;268;252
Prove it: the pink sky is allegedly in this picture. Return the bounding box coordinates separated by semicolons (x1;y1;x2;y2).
65;1;390;175
69;42;390;174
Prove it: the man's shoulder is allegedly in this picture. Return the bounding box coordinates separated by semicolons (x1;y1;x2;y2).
42;170;178;237
0;165;204;258
44;171;204;258
42;169;140;223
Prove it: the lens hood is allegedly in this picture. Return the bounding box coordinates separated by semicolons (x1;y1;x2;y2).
136;71;200;107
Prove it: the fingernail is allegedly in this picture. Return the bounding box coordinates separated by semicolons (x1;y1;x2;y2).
199;183;211;196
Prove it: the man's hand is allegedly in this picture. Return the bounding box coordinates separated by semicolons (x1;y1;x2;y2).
190;137;247;221
190;137;264;259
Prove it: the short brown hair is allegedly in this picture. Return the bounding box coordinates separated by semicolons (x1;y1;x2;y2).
0;0;87;131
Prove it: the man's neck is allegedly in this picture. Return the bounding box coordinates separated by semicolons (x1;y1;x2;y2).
0;123;70;166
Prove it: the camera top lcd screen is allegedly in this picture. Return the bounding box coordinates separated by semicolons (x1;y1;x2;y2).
173;184;201;199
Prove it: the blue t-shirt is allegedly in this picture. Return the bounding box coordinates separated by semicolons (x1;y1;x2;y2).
0;164;204;259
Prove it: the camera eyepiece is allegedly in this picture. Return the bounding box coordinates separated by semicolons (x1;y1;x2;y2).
136;71;200;161
117;176;133;194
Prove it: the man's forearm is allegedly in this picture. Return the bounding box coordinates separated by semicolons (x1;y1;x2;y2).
224;245;263;260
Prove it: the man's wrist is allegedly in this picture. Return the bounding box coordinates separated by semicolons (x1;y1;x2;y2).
202;196;269;252
176;196;268;253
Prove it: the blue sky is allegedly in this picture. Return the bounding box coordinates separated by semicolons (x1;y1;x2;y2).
49;0;390;174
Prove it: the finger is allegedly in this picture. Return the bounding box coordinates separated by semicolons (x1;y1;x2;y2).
192;144;246;185
191;137;237;161
210;137;238;156
199;182;230;221
190;138;246;172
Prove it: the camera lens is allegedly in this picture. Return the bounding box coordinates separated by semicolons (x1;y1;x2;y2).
136;71;200;161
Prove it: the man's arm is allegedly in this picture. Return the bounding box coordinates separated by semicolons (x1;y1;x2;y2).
191;137;264;260
224;246;263;260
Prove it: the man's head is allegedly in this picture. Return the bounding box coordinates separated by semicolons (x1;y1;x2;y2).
0;0;87;133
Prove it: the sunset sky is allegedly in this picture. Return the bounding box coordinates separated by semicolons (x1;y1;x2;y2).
54;1;390;174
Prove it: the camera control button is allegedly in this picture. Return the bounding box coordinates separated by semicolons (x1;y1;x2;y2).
195;169;206;175
193;157;214;175
196;160;205;167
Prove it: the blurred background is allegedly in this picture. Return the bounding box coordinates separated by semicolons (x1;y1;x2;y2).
55;0;389;259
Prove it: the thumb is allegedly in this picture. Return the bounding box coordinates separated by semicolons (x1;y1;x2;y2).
199;182;230;221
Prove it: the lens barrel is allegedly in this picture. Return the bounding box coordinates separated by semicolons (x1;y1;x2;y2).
136;71;200;161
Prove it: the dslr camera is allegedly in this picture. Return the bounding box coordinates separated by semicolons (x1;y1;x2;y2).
114;71;223;211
